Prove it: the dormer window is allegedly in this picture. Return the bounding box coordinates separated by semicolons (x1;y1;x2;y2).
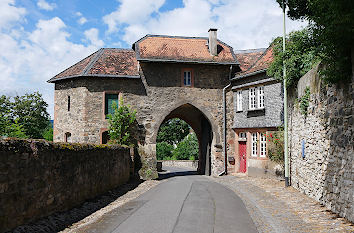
181;68;193;87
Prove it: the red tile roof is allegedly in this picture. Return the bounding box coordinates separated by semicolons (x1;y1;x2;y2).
235;48;265;71
134;35;238;65
234;47;273;78
48;49;139;83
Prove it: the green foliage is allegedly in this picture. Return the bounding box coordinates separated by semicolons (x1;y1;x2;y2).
0;95;12;136
12;92;50;139
0;93;50;139
6;119;27;138
276;0;353;83
267;28;321;87
42;126;53;141
267;129;284;164
299;87;311;116
156;142;174;160
157;118;190;145
107;98;137;146
172;133;199;160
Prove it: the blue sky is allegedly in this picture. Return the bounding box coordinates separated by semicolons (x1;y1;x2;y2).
0;0;306;118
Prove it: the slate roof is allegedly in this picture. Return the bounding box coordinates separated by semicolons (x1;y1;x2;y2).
48;48;140;83
133;35;239;65
233;46;273;79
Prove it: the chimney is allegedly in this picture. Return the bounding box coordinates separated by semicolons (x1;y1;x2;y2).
208;28;218;56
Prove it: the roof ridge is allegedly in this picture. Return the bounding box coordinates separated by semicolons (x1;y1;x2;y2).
234;48;267;54
81;48;104;76
48;50;99;82
101;48;134;51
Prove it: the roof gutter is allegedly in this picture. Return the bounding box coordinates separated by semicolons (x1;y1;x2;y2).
218;65;233;176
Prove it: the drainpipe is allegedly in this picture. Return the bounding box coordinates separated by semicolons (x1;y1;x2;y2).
219;65;233;176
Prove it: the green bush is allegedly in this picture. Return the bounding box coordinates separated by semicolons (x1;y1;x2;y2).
42;127;53;141
267;129;284;164
156;142;174;160
172;133;198;160
107;98;137;146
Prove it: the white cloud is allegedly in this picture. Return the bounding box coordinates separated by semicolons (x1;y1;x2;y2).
0;0;26;30
84;28;104;47
0;11;102;117
103;0;165;33
76;12;88;25
78;17;88;25
103;0;307;49
37;0;56;11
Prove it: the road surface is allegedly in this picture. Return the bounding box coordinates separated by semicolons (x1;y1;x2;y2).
82;166;258;233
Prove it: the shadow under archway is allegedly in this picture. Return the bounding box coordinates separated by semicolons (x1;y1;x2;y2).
157;104;213;175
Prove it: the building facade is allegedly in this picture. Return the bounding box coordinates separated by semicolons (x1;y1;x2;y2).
49;29;283;178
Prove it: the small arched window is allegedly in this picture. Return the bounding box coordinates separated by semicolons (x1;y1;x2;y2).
64;132;71;142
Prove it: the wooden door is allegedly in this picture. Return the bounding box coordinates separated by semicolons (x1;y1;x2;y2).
239;141;247;173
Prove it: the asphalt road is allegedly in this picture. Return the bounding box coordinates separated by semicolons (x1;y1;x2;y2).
84;166;258;233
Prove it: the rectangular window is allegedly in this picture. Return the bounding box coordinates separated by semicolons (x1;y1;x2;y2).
239;132;247;140
184;71;192;86
249;88;256;110
260;133;266;157
251;132;258;157
105;93;119;116
67;96;70;111
258;86;265;109
236;91;243;111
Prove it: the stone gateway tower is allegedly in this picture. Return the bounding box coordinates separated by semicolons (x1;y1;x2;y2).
49;29;281;179
49;29;240;178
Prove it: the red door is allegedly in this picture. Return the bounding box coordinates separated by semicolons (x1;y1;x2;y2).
239;141;247;173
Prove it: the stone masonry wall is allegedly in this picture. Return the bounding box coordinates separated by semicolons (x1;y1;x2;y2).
54;62;234;178
288;63;354;223
0;139;131;232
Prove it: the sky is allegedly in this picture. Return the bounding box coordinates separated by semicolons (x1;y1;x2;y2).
0;0;307;118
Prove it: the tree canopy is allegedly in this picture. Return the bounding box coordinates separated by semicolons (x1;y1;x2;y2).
157;118;190;145
267;28;321;87
0;92;50;139
276;0;353;83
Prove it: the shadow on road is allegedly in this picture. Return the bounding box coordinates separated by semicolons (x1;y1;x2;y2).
157;166;199;180
8;178;143;233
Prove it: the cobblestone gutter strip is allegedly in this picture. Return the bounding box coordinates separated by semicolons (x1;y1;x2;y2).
210;176;354;233
9;179;160;233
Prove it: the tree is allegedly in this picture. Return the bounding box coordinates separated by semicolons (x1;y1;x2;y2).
157;118;190;145
156;142;174;160
107;98;137;145
12;92;50;139
267;28;321;87
172;133;199;160
276;0;353;83
0;95;12;136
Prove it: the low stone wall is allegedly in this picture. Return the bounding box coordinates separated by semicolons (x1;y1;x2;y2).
288;63;353;223
0;139;131;232
159;160;199;169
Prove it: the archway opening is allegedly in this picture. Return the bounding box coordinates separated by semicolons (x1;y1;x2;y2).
156;104;213;175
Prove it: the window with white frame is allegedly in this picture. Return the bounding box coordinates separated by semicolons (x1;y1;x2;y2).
258;86;265;109
236;91;243;111
249;88;256;110
260;133;266;157
251;132;258;157
183;70;192;86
